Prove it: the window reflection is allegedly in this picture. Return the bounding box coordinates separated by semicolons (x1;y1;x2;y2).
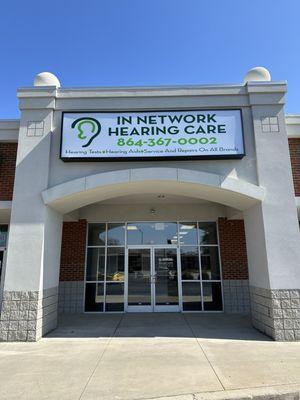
201;247;220;280
107;223;125;245
154;249;178;306
0;225;8;247
182;282;202;311
106;247;124;281
106;283;124;311
198;222;217;244
127;222;177;245
178;222;197;245
85;221;223;313
88;223;106;246
181;247;200;280
128;249;151;305
86;248;105;281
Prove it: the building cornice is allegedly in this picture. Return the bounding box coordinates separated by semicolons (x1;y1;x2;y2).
16;81;287;99
286;115;300;138
0;120;20;142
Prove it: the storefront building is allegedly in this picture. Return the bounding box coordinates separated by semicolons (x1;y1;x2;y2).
0;67;300;341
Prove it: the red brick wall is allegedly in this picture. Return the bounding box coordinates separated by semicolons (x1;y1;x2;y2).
0;143;17;201
59;220;87;281
288;138;300;196
218;218;249;280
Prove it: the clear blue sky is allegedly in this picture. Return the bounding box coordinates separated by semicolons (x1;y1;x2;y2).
1;0;299;118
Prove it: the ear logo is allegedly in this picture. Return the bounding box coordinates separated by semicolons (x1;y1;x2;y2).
71;117;101;147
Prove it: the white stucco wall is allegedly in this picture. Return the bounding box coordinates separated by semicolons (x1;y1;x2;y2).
2;80;300;295
78;202;227;222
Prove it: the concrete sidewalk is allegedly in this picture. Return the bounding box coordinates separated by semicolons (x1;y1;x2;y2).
0;314;299;400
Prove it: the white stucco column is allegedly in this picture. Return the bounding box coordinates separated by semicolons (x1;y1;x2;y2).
0;83;63;342
244;82;300;340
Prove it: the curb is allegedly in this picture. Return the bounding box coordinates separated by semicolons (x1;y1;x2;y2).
145;384;300;400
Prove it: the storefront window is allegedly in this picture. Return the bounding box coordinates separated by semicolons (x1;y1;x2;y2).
107;223;125;245
182;282;202;311
203;282;222;311
85;221;223;313
127;222;177;245
88;223;106;246
105;283;125;311
178;222;197;245
106;247;125;281
86;224;125;312
180;247;200;280
198;222;217;244
86;248;105;281
85;283;104;312
0;225;8;248
201;247;220;280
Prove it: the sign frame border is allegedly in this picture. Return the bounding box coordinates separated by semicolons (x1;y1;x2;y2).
60;108;246;162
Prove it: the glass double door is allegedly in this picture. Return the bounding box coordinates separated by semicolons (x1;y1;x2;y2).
126;247;180;312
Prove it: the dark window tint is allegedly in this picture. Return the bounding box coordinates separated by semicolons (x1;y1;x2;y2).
86;248;105;281
88;223;106;246
85;283;104;311
182;282;202;311
201;247;220;280
0;225;8;247
180;247;200;280
198;222;217;244
154;248;179;306
203;282;222;311
105;283;124;311
128;249;151;306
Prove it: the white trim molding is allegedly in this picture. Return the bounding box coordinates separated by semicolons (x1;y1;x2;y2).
286;115;300;138
42;168;265;215
0;120;19;142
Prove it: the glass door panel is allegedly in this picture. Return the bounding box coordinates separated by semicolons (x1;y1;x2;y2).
0;251;4;287
127;248;152;311
154;248;179;311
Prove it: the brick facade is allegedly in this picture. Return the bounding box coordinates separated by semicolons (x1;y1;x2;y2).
288;138;300;196
59;220;87;281
0;143;17;201
218;217;249;280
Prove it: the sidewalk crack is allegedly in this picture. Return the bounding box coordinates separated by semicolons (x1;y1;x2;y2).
78;315;124;400
183;314;225;391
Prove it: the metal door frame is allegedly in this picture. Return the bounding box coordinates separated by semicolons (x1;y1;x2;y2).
0;248;7;309
125;245;181;312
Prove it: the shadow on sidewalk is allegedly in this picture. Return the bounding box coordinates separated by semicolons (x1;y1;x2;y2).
45;313;270;341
